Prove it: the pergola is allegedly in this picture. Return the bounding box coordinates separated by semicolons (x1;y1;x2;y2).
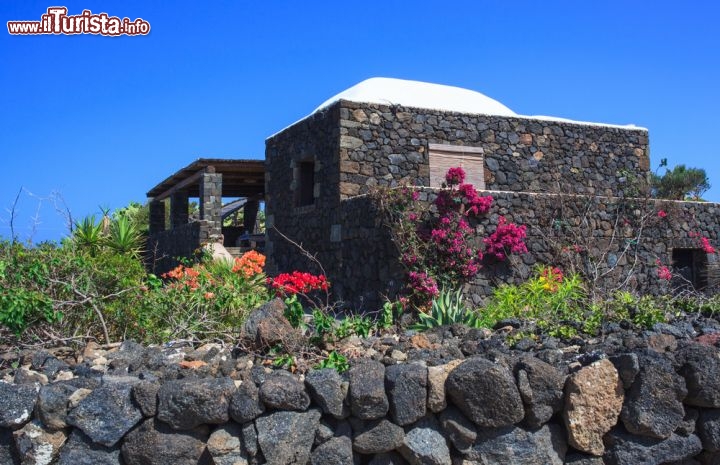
146;158;265;244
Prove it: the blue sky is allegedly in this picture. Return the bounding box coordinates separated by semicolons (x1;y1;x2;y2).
1;1;718;243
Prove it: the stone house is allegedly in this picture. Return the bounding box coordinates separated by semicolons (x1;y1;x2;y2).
150;78;720;307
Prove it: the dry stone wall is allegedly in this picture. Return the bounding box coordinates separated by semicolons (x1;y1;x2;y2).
147;221;212;275
330;191;720;308
335;100;650;198
2;300;720;464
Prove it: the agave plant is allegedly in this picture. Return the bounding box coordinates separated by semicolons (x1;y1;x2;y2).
72;215;104;255
412;287;480;330
106;215;145;258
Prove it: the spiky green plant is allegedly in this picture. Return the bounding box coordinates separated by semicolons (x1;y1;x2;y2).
412;287;480;330
106;215;144;258
72;215;104;255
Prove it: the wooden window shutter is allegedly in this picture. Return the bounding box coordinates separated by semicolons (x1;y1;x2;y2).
428;144;485;189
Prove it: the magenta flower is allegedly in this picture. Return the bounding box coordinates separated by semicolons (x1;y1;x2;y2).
445;167;466;186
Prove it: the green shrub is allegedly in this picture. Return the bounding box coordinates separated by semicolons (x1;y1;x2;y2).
135;253;270;342
0;241;146;341
475;266;587;337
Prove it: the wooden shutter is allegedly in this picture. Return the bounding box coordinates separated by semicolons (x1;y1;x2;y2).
428;144;485;189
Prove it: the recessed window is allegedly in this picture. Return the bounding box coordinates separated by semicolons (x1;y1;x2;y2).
296;160;315;207
672;248;708;291
428;143;485;189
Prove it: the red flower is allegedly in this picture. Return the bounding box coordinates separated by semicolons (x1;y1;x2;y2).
269;271;330;296
657;210;667;219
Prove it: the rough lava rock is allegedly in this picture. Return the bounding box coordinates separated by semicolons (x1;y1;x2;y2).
305;368;347;419
56;429;121;465
438;405;477;453
513;355;566;428
157;377;235;430
121;417;211;465
0;381;39;428
398;425;451;465
563;358;624;455
0;428;20;465
620;352;687;438
13;419;68;465
240;298;301;351
463;423;567;465
310;436;353;465
255;408;321;465
603;429;702;465
697;409;720;452
352;418;405;454
349;360;389;420
206;422;249;465
385;362;427;426
36;382;77;430
259;373;310;411
229;379;265;424
445;357;524;427
66;381;143;447
426;360;463;413
132;380;161;417
677;343;720;408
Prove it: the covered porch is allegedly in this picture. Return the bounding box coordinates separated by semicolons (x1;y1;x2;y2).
146;158;265;273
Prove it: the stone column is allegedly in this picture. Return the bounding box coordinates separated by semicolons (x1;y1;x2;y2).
243;199;259;235
199;167;222;240
170;191;189;229
148;199;165;236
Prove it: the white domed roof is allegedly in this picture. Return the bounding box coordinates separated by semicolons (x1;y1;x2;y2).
313;77;517;117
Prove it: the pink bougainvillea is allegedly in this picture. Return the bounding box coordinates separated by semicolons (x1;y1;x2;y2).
700;237;716;254
689;231;717;254
483;216;529;261
445;167;466;186
378;167;528;307
407;271;439;298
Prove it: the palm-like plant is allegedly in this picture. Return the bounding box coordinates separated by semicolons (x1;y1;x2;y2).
72;215;104;255
106;215;144;258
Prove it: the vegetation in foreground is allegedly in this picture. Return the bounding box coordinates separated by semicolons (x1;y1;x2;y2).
1;166;719;374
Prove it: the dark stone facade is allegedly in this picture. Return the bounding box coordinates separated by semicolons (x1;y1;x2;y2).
334;100;649;197
265;99;718;307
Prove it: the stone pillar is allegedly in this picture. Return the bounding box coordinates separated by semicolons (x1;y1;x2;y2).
199;167;222;240
170;191;189;229
243;199;259;235
148;199;165;236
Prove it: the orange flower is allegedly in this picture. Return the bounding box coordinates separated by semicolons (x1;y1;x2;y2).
204;292;215;300
162;265;185;280
232;250;266;277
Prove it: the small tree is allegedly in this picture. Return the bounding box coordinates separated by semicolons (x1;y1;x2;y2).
652;163;710;201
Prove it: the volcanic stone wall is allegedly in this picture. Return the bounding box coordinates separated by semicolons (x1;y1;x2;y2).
146;220;212;275
335;100;650;197
2;318;720;465
264;99;663;306
265;103;342;278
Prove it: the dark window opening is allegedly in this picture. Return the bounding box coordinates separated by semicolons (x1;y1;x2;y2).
297;161;315;207
672;248;708;291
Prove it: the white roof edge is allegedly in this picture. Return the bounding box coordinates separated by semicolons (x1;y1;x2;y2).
267;78;645;139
